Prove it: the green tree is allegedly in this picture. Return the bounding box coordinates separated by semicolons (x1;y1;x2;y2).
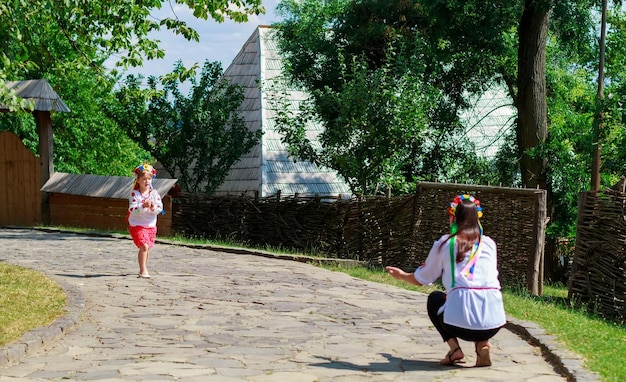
541;40;597;238
406;0;604;192
273;0;489;195
1;0;265;82
0;55;149;176
274;0;626;232
110;61;262;193
1;0;265;175
420;1;626;264
50;70;150;175
602;9;626;178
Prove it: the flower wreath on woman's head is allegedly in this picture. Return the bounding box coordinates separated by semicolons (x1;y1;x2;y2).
447;193;483;220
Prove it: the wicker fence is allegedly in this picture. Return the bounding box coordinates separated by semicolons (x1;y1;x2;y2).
173;182;547;292
568;190;626;323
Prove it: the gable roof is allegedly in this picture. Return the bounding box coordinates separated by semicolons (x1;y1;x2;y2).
214;26;352;197
41;172;178;200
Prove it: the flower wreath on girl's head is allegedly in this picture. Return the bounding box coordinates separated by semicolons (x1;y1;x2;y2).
132;163;157;190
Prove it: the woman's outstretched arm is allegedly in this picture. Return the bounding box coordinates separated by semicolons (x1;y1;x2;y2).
385;266;422;286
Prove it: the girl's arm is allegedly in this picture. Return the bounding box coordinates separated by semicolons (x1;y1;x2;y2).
385;266;423;286
128;190;142;213
150;190;163;215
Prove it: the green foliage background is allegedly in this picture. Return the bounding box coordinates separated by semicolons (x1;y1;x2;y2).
0;0;625;240
109;60;262;193
272;0;626;240
0;0;265;177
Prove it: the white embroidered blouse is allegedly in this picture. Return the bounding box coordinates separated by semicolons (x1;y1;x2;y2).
128;189;163;228
413;234;507;330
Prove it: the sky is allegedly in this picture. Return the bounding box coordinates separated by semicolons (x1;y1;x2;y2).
106;0;281;80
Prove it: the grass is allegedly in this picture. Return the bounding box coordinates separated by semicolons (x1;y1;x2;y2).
2;228;624;381
0;262;66;346
501;283;626;382
166;233;328;258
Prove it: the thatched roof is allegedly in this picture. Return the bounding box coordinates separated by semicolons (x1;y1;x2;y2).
1;79;70;112
41;172;178;200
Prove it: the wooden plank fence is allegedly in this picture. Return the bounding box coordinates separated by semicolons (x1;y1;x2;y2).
0;131;41;227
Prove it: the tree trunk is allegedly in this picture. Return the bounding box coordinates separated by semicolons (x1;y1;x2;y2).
516;0;550;190
517;1;555;288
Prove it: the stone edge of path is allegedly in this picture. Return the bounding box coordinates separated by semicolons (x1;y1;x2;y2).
0;227;601;381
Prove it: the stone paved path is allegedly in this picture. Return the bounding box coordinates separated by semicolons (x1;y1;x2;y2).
0;228;596;381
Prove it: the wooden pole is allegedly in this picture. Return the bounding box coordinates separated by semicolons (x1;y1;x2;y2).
567;191;588;303
528;189;547;295
591;0;607;192
34;110;53;225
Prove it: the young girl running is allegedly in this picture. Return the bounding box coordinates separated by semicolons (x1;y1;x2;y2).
128;163;163;278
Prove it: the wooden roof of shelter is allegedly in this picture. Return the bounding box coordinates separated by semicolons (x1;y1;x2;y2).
1;79;70;112
41;172;179;200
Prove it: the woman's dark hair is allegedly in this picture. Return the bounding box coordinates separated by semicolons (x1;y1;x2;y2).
444;199;481;263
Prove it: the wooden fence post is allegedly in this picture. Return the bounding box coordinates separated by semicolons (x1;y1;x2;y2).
567;191;588;302
528;189;547;295
34;110;53;225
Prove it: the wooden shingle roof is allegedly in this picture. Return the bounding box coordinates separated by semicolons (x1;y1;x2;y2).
215;26;352;197
461;86;516;158
1;79;70;112
41;172;178;200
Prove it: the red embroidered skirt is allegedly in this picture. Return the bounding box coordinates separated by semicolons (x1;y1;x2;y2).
129;226;157;248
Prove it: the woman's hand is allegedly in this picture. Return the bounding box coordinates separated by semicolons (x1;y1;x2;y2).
385;266;408;279
385;266;421;286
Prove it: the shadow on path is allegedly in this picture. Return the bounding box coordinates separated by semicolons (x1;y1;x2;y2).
311;353;443;373
55;273;134;278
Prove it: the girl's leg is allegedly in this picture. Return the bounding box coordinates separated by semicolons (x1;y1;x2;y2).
426;292;464;364
426;291;448;338
440;337;464;365
473;331;499;367
138;243;150;276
